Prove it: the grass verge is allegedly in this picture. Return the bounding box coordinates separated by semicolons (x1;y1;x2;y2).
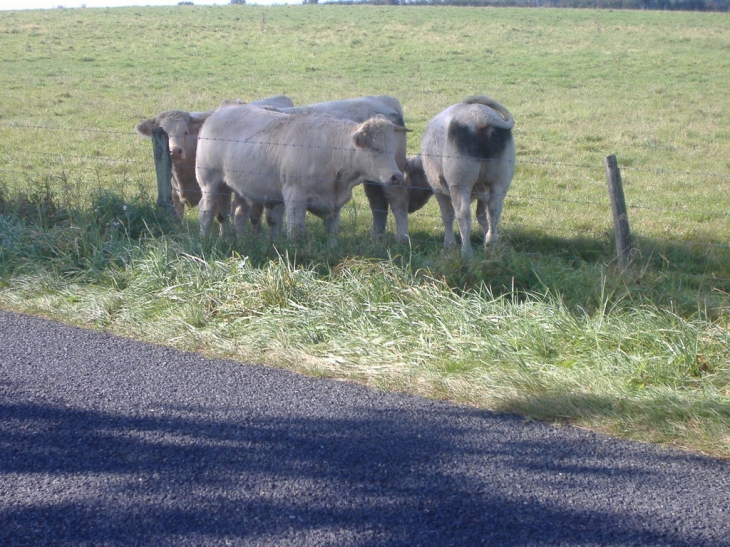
1;185;728;458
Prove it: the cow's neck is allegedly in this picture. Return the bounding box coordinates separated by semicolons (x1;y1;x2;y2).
332;169;362;206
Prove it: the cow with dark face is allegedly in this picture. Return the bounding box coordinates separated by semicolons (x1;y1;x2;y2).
418;95;515;256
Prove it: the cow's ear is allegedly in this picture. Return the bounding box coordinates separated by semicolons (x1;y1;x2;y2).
188;117;206;134
354;128;371;150
188;110;213;134
135;119;156;137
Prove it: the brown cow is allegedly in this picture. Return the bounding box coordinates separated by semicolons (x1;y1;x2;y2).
134;95;294;233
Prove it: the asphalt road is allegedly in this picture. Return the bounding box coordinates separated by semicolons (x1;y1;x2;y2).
1;309;728;547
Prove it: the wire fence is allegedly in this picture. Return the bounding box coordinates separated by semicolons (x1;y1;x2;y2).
1;122;729;286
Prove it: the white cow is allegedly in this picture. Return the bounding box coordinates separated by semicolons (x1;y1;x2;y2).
134;95;294;232
419;95;515;256
277;95;430;242
195;103;407;244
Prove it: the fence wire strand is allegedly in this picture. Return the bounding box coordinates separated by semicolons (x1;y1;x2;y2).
3;121;730;180
1;123;729;279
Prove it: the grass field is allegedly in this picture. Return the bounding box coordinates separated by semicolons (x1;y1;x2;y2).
0;5;728;457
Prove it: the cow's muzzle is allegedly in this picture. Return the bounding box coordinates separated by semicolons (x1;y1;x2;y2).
388;171;404;185
170;146;185;161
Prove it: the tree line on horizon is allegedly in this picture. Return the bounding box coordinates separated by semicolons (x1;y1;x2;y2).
297;0;729;10
226;0;728;11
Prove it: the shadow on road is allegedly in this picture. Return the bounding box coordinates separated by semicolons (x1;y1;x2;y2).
2;388;727;547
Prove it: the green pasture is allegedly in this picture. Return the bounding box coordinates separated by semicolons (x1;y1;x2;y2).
0;5;728;457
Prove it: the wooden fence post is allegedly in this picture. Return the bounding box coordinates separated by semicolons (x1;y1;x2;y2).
604;154;633;271
152;127;175;214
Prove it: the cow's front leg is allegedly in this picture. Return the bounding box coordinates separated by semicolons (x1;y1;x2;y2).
172;190;186;218
323;210;341;247
363;181;389;238
216;186;232;237
383;185;411;242
391;206;410;243
266;203;285;241
232;193;259;238
283;189;307;240
198;188;219;236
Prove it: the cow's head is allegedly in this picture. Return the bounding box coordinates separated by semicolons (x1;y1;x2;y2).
353;116;410;185
135;110;211;164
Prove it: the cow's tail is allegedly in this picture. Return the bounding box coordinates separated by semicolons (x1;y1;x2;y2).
462;95;514;130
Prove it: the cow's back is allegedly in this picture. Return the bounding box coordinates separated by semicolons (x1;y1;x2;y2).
252;95;295;109
282;95;404;127
420;105;455;184
446;104;513;164
197;105;286;189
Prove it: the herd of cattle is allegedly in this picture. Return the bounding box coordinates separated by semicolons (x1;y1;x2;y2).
135;94;515;256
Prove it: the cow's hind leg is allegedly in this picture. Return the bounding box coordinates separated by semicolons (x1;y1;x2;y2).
434;192;457;249
450;188;473;257
479;191;505;247
476;198;488;239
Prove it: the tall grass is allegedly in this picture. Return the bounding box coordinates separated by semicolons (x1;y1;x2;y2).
1;181;728;456
0;6;728;456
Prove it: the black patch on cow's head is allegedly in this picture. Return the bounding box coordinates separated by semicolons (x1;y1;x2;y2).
448;120;511;161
